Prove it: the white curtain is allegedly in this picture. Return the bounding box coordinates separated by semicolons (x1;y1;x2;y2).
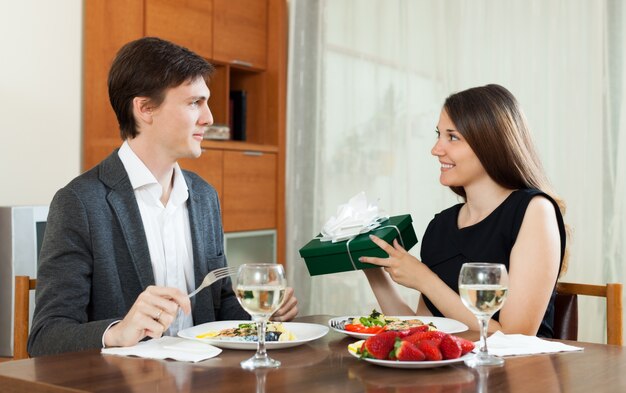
604;0;626;337
287;0;624;344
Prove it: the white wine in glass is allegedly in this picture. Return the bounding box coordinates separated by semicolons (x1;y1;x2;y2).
235;263;286;369
458;262;509;367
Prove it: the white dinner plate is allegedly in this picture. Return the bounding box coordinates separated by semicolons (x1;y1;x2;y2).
329;316;468;340
178;321;329;350
348;340;474;369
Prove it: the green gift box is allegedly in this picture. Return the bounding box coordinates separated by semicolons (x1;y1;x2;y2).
298;214;418;276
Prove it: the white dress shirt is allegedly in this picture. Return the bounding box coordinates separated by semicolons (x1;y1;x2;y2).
118;141;195;336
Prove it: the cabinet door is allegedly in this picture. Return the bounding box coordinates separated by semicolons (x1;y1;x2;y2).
213;0;267;69
178;149;224;201
223;151;276;231
145;0;213;59
84;0;144;170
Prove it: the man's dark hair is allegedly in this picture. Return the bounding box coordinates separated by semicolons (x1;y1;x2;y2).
107;37;214;140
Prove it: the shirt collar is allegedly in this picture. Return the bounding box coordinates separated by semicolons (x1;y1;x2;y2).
170;164;189;206
118;141;189;206
118;141;158;190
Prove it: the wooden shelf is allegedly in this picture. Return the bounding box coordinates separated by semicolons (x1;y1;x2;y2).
201;140;278;153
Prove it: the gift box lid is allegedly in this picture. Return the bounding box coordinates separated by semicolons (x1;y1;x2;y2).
299;214;414;257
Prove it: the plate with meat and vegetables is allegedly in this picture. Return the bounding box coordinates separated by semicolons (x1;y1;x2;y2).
329;310;468;340
178;320;329;350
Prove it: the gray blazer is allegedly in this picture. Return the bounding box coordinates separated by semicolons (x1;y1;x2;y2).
28;151;248;356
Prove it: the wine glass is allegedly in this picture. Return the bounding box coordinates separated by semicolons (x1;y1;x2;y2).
458;262;509;367
235;263;287;369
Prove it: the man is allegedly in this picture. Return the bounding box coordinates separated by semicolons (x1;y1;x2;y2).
28;37;298;356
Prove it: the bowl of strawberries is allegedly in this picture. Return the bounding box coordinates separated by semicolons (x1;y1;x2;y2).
348;327;475;369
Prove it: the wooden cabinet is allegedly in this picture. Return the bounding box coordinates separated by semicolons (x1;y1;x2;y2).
178;149;224;201
145;0;267;69
145;0;213;60
83;0;144;170
213;0;268;69
84;0;287;263
223;150;276;231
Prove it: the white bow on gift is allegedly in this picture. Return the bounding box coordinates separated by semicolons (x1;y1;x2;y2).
319;192;389;243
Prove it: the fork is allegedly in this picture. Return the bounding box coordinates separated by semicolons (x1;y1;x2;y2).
329;318;351;330
188;266;239;298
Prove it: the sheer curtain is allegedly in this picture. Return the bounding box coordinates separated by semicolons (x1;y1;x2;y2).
287;0;624;344
605;0;626;340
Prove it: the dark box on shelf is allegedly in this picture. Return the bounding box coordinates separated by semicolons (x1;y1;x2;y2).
229;90;247;141
298;214;418;276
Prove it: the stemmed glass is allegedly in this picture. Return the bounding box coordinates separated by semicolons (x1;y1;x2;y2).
235;263;287;369
458;262;509;367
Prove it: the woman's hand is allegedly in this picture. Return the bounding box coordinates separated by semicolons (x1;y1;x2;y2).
359;235;434;290
104;286;191;347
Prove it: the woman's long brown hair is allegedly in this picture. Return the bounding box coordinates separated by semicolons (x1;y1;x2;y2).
443;84;570;274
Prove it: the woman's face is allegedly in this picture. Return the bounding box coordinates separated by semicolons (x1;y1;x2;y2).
431;109;488;188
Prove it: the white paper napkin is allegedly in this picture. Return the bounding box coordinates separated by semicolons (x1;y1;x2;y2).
478;331;584;357
101;336;222;362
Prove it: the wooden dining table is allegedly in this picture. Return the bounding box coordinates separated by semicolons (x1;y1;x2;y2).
1;315;625;393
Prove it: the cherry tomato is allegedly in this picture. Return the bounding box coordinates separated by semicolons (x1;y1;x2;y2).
344;324;386;334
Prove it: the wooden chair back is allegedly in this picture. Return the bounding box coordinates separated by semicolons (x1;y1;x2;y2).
13;275;37;360
554;282;623;346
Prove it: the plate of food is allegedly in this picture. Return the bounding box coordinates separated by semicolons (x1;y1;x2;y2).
178;321;329;350
329;310;468;339
347;335;475;369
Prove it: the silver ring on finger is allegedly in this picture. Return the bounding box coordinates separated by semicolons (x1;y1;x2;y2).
155;309;163;321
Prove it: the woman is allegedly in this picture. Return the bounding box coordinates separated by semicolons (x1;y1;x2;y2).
360;84;567;337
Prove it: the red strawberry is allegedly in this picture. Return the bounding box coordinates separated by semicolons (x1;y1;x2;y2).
393;338;426;361
451;336;475;355
439;334;462;359
417;339;443;361
403;330;446;346
363;331;401;360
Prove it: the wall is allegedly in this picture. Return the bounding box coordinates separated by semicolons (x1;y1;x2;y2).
0;1;83;206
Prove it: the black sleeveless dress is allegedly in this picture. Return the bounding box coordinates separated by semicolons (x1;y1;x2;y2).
420;189;566;338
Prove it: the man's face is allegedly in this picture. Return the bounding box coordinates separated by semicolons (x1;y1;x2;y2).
149;77;213;162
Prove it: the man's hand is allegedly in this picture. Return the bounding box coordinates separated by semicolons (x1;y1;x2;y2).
104;286;191;347
270;287;298;322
